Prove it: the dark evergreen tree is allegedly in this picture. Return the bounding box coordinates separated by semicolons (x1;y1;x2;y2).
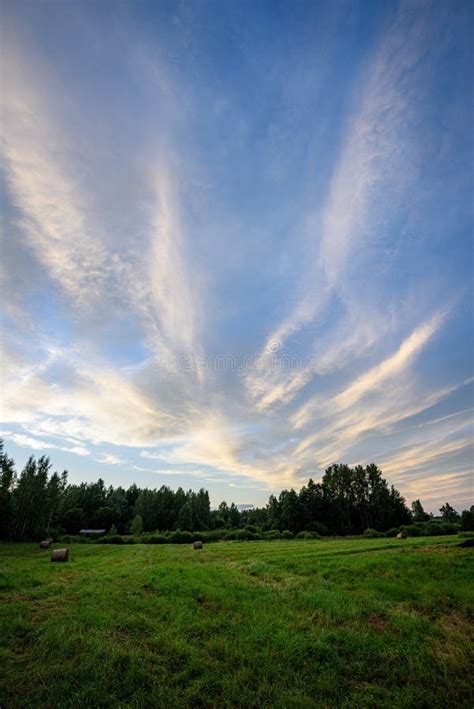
411;499;430;522
279;489;301;533
0;440;15;539
460;505;474;531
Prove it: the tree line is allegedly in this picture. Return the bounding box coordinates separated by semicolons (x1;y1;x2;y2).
0;440;472;540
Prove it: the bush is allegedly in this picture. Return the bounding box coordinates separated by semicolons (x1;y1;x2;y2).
224;529;261;541
200;530;225;542
263;529;281;540
281;530;294;540
58;534;90;544
384;522;462;538
146;534;168;544
363;528;384;538
223;530;238;541
296;531;321;539
420;521;460;536
95;534;124;544
400;524;419;537
106;535;124;544
132;530;229;545
168;530;194;544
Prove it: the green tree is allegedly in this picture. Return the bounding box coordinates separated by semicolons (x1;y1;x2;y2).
228;503;241;528
131;513;143;536
460;506;474;531
134;490;159;531
12;456;50;539
194;488;211;529
439;502;459;522
177;501;193;530
411;499;430;522
92;506;119;529
62;507;86;534
299;478;325;531
266;495;281;530
322;464;355;533
0;440;15;539
279;489;301;533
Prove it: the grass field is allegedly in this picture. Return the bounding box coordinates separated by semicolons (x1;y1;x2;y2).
0;537;472;708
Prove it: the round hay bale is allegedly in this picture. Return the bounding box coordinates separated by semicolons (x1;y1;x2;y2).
193;540;203;550
396;531;407;539
51;548;69;562
39;540;51;549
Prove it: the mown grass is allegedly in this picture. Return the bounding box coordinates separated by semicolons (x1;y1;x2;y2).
0;536;472;708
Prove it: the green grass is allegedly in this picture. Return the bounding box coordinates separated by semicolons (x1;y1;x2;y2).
0;536;472;708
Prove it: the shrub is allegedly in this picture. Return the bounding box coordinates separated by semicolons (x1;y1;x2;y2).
224;529;261;541
96;534;124;544
169;530;193;544
263;529;281;540
363;528;384;538
281;530;294;540
59;534;89;544
200;530;225;542
121;536;136;544
420;521;460;536
146;534;168;544
296;531;321;540
107;534;124;544
385;522;461;538
224;528;262;542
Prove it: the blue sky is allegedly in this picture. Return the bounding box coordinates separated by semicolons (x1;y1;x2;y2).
1;0;472;512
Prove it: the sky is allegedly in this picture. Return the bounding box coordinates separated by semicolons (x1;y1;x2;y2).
0;0;473;513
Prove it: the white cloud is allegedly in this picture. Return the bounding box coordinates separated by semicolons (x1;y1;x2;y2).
95;453;126;465
0;430;90;458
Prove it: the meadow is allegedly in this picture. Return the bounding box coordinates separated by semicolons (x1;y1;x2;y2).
0;536;472;708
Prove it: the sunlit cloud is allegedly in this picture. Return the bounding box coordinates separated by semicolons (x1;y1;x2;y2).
0;0;472;511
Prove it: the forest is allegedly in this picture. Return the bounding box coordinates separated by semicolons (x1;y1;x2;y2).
0;440;472;541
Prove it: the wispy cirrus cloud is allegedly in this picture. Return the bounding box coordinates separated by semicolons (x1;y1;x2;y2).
1;46;110;306
243;3;443;414
0;431;90;458
0;0;472;510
